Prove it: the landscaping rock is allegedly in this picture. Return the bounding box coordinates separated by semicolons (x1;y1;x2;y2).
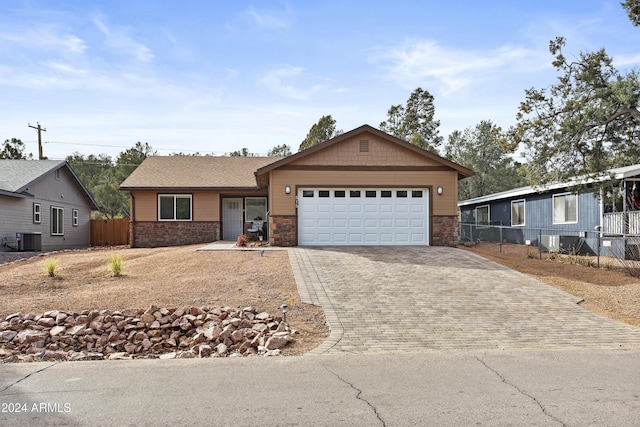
1;306;296;362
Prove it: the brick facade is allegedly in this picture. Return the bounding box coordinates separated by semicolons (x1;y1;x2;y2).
131;221;220;248
431;215;458;247
269;215;297;247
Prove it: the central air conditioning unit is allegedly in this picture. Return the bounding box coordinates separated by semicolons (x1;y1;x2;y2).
17;232;42;251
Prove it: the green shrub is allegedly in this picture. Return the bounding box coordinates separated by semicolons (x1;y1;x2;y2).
109;254;124;277
44;259;58;277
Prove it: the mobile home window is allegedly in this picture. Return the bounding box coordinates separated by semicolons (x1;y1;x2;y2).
51;206;64;235
511;200;525;226
245;197;267;222
553;193;578;224
33;203;41;224
476;205;489;225
159;195;192;221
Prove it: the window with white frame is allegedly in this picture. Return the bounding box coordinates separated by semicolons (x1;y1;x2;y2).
158;195;192;221
72;209;79;227
245;197;267;222
51;206;64;235
553;193;578;224
33;203;41;224
476;205;490;225
511;200;525;226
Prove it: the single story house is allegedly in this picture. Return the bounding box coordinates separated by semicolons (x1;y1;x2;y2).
457;163;640;257
120;124;473;248
0;159;98;252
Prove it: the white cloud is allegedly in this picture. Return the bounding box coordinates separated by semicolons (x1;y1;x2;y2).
245;6;291;30
260;66;330;100
0;27;87;54
373;39;547;96
93;16;154;62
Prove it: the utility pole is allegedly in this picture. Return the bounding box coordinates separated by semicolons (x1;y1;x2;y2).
28;122;47;160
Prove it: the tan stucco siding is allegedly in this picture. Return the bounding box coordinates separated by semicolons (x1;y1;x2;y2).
290;133;441;167
131;190;220;221
269;169;459;216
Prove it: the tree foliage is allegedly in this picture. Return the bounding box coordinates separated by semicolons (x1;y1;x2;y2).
267;144;292;157
1;138;33;159
228;148;254;156
380;87;443;153
299;115;343;151
445;121;523;200
622;0;640;26
67;142;155;218
505;37;640;189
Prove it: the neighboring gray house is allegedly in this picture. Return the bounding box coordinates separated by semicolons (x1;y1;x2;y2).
0;160;98;252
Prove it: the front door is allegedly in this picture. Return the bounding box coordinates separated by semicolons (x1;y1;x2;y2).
222;198;243;240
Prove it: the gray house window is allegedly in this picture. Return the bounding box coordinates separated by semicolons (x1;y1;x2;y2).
72;209;79;227
33;203;41;224
245;197;267;222
51;206;64;235
476;205;489;225
158;194;192;221
511;200;525;226
553;193;577;224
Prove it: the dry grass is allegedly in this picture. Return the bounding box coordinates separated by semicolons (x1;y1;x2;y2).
0;245;329;355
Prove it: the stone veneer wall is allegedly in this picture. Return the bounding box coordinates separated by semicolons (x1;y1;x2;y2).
269;215;297;247
431;215;458;247
131;221;220;248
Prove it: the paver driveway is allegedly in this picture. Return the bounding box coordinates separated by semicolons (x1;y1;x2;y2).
288;246;640;355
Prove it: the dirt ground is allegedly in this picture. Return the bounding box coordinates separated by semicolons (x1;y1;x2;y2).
461;243;640;327
0;245;329;356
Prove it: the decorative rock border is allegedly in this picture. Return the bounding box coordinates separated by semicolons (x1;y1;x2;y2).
0;305;296;362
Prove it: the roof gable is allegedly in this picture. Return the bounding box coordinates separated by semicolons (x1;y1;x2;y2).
257;124;474;178
0;159;98;208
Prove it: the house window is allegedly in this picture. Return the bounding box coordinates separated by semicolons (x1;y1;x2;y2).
245;197;267;222
72;209;79;227
553;193;578;224
33;203;41;224
476;205;489;225
158;195;192;221
511;200;525;226
51;206;64;235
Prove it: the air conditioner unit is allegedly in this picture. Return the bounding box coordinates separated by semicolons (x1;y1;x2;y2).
18;232;42;251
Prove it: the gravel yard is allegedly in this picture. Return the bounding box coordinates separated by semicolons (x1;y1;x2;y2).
0;245;329;356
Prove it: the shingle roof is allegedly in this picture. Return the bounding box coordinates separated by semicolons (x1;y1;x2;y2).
0;159;66;193
120;156;283;189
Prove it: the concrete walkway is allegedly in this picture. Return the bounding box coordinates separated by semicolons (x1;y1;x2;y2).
288;246;640;355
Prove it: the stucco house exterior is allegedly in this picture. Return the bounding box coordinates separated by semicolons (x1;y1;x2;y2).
120;125;473;247
0;159;98;252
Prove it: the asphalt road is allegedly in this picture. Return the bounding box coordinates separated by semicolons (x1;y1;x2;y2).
2;349;640;426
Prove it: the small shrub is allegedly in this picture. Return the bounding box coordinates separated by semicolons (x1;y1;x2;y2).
526;250;538;259
236;234;248;247
109;254;124;277
44;259;58;277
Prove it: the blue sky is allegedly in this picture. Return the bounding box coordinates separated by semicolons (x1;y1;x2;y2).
1;1;639;160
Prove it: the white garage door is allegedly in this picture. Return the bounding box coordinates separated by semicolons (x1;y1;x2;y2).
298;188;429;246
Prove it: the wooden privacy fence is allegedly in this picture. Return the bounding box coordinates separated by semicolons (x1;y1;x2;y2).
91;218;130;246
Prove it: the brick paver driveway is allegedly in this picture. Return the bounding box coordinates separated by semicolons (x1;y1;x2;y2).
289;246;640;355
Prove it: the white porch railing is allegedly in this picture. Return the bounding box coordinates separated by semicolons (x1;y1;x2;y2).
603;211;640;235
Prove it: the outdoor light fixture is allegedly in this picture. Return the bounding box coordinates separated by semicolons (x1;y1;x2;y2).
280;304;289;322
285;185;291;194
437;186;443;195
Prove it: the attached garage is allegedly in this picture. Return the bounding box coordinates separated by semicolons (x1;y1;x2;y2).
298;188;429;245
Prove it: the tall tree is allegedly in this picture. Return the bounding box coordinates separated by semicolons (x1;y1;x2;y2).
622;0;640;26
66;152;113;189
380;88;443;153
267;144;292;157
228;148;254;156
445;121;523;200
1;138;32;159
299;115;343;151
504;37;640;189
115;142;156;180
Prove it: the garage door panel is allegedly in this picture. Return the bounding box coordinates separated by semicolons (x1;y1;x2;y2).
298;188;429;246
